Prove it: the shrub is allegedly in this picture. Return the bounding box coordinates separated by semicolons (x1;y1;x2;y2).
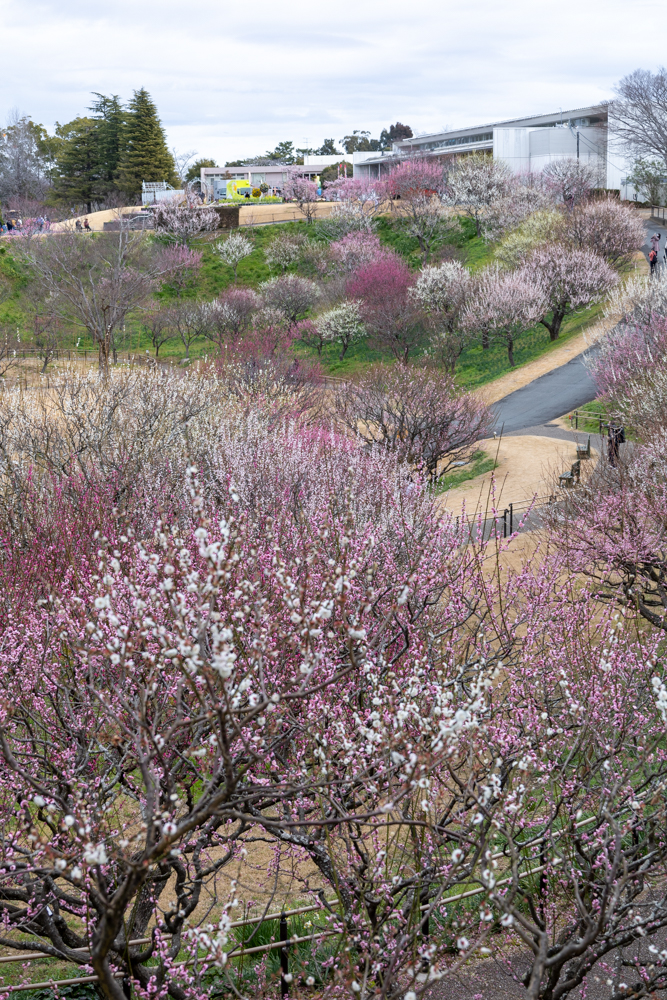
259;273;319;328
316;300;366;360
346;256;421;363
332;363;492;479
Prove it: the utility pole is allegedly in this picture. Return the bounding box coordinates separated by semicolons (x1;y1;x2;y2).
577;130;580;160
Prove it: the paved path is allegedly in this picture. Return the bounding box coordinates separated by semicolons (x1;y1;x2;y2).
490;347;599;434
489;216;657;437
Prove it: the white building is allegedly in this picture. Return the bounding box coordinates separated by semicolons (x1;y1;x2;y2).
201;162;324;201
354;105;634;194
201;151;380;201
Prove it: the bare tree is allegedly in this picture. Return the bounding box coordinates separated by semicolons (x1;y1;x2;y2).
542;157;599;208
610;67;667;164
13;229;161;372
0;109;53;204
0;324;21;379
142;308;177;358
168;301;213;360
332;363;493;481
259;274;319;329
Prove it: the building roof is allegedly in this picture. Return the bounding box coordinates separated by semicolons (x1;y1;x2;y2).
356;104;608;167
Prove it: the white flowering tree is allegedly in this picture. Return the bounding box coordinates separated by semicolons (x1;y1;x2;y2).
316;300;366;360
410;261;472;372
213;231;255;282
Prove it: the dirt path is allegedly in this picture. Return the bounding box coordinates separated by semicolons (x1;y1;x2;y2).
440;433;596;514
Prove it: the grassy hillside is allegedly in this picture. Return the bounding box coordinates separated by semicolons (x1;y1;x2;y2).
0;218;603;390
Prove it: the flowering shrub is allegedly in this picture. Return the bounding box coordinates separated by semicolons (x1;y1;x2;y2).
212;231;254;281
1;370;667;1000
346;257;420;363
316;300;366;360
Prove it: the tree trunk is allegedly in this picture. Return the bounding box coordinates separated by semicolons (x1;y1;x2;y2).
540;305;567;341
99;336;110;374
507;336;515;368
482;329;489;350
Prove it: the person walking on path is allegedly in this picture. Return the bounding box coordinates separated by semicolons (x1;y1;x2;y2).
650;248;658;274
651;232;662;255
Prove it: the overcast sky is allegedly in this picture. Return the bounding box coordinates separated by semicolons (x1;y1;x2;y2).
2;0;667;165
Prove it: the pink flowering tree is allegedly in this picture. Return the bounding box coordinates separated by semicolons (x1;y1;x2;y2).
326;231;393;274
0;401;519;1000
379;158;458;263
461;267;547;366
346;257;422;363
2;372;667;999
564;196;646;268
283;170;319;223
153;195;219;246
158;245;203;298
520;244;618;340
320;177;382;239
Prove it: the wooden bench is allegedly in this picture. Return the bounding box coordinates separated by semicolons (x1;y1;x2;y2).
558;460;581;488
576;436;591;460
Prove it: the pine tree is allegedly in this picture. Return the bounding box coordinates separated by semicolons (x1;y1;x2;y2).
117;89;177;201
89;93;125;200
51;117;100;213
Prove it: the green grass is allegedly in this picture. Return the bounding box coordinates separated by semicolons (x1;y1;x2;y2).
568;398;612;434
433;450;497;493
0;218;607;391
454;301;603;391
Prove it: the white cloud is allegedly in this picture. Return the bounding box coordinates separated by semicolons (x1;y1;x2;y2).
1;0;666;164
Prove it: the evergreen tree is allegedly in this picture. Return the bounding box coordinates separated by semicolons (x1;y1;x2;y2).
117;89;177;200
89;93;125;199
185;158;217;183
51;117;100;212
